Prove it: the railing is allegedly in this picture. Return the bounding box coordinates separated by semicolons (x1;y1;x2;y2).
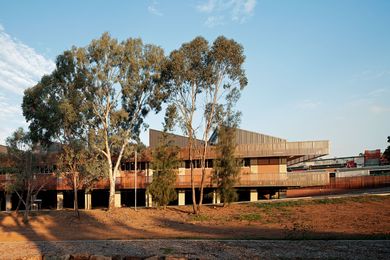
179;141;330;159
0;170;330;190
235;141;330;158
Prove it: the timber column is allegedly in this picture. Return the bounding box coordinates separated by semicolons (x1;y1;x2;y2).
5;193;12;212
115;191;121;208
56;192;64;210
84;191;92;210
212;190;221;204
178;190;185;206
145;191;153;208
250;189;258;202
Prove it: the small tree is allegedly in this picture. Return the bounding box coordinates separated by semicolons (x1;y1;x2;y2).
213;125;240;206
5;128;48;223
56;141;106;217
383;136;390;162
147;107;179;209
212;97;241;207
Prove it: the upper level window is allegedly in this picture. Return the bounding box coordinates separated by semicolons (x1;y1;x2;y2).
243;158;250;167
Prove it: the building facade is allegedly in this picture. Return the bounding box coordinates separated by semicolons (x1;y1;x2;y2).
0;128;330;211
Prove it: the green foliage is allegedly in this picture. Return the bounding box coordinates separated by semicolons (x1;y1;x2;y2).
22;32;169;209
5;128;46;222
56;141;107;190
253;195;387;209
236;213;262;222
189;214;210;222
147;142;179;208
5;128;35;191
147;113;179;208
162;36;247;213
213;125;240;206
384;136;390;162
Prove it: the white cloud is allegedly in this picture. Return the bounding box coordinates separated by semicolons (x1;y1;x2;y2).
368;87;389;97
0;26;55;95
0;25;54;144
197;0;257;27
204;15;225;28
297;99;321;110
148;0;163;16
197;0;216;13
370;105;390;114
352;69;390;81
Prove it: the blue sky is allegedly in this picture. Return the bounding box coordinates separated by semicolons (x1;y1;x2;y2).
0;0;389;157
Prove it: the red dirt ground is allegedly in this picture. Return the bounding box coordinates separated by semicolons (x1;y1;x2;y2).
0;195;389;241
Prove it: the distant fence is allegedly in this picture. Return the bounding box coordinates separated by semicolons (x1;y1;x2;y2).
287;175;390;198
326;175;390;189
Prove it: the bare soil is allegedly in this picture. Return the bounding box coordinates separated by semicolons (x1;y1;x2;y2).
1;195;389;242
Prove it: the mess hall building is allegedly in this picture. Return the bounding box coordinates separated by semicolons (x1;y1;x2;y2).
0;128;330;211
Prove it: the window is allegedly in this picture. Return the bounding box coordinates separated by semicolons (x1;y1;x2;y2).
206;159;213;168
244;158;251;167
185;160;191;169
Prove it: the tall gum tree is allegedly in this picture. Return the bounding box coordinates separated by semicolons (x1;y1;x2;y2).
77;33;167;210
163;37;209;214
198;36;247;211
163;36;247;214
23;50;104;216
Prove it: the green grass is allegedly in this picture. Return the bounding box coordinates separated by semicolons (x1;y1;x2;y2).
189;214;211;222
160;247;174;254
236;213;262;222
253;195;388;209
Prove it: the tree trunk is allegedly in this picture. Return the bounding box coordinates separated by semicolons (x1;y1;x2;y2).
189;147;198;215
73;173;80;218
15;191;23;213
23;189;31;223
198;131;210;212
198;154;207;212
108;168;116;210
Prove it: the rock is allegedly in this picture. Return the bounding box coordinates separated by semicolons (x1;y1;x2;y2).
24;256;43;260
163;257;188;260
90;255;112;260
123;256;144;260
44;255;71;260
143;256;161;260
70;254;90;260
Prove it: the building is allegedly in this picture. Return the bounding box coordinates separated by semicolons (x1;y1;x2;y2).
0;128;330;211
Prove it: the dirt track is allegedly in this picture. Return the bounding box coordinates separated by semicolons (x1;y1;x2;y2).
0;195;389;259
0;240;389;259
1;195;389;242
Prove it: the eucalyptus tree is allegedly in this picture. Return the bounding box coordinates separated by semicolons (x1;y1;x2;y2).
5;128;46;223
76;33;168;210
163;37;209;214
23;50;105;216
197;36;247;210
163;36;247;214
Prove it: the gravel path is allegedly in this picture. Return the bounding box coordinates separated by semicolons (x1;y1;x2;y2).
0;239;389;259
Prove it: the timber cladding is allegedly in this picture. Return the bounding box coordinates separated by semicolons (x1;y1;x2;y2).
234;128;286;144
